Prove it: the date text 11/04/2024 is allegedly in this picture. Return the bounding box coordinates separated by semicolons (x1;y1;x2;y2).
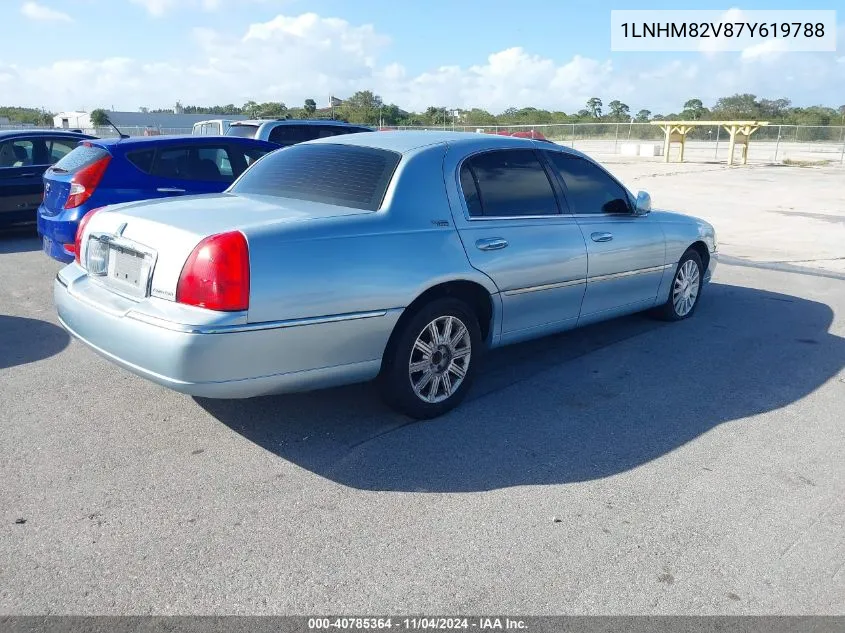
307;617;528;630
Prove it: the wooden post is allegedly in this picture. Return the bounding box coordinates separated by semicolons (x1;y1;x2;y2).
742;126;750;165
651;120;767;165
726;126;737;166
714;125;720;160
678;125;689;162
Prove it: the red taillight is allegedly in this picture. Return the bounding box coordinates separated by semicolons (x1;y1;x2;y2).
64;155;111;209
176;232;250;312
74;207;105;265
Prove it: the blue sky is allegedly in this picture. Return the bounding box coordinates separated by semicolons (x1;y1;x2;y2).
2;0;843;114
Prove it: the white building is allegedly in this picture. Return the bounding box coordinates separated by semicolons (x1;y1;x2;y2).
52;110;249;132
53;111;91;129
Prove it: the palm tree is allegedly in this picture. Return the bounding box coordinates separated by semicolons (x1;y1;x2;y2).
586;97;603;118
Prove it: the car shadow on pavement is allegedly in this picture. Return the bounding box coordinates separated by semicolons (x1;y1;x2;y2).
0;227;40;254
0;315;70;370
197;282;845;492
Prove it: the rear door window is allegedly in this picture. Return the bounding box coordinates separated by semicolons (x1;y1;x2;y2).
198;147;234;179
150;146;237;182
240;147;272;170
127;149;155;174
459;164;483;217
230;143;400;211
461;149;560;217
0;140;35;168
45;138;80;164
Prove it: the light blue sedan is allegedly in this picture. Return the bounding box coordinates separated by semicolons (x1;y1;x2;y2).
54;131;717;419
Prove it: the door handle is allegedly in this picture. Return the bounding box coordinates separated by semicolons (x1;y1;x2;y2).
591;232;613;243
20;173;36;177
476;237;509;251
157;187;186;194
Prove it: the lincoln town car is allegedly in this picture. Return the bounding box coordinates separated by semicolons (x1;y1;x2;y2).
54;131;717;419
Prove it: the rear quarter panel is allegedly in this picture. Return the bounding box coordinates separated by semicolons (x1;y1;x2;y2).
244;144;497;323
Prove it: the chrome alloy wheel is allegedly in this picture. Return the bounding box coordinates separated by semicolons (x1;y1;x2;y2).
673;258;700;317
408;315;472;404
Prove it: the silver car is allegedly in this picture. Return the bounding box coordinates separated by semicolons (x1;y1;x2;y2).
54;131;717;419
225;119;374;145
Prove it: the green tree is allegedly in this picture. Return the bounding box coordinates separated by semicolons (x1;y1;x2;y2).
340;90;383;125
463;108;497;126
682;98;706;120
634;109;652;122
243;100;259;118
422;106;446;125
713;93;760;119
607;100;630;120
256;102;287;118
586;97;602;118
380;104;403;126
753;98;790;121
90;109;110;127
304;99;317;116
0;107;49;125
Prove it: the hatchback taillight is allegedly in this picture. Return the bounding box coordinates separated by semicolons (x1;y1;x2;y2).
64;155;111;209
176;232;250;312
73;207;105;265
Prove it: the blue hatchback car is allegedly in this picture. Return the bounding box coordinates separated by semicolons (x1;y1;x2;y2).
0;129;96;229
37;135;277;262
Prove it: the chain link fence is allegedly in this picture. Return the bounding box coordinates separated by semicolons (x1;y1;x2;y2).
3;122;843;164
0;125;193;138
387;123;845;164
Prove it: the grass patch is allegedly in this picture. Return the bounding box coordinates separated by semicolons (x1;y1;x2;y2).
781;158;833;167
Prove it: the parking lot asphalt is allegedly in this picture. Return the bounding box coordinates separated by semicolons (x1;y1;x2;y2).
1;164;844;615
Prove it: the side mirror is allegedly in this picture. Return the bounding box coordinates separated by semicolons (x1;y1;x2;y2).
635;191;652;215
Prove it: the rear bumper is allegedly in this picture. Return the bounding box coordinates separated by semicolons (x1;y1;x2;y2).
54;266;401;398
37;204;82;263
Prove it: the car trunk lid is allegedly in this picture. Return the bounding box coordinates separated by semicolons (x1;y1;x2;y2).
79;192;371;304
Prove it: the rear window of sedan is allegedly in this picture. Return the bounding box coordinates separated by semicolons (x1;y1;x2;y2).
229;144;400;211
226;124;259;138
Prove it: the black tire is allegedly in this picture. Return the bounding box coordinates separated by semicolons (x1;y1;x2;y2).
653;249;704;322
379;297;483;419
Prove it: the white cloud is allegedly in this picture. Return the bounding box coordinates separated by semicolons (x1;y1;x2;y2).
698;8;747;56
741;38;790;61
129;0;178;16
130;0;287;16
7;13;845;114
20;1;73;22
